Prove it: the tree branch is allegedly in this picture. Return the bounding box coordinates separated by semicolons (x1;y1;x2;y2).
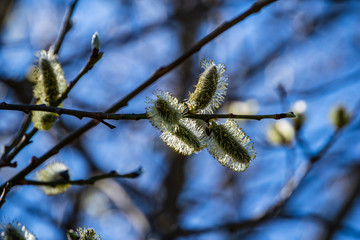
0;113;32;168
3;128;38;165
0;0;81;168
54;47;103;107
52;0;79;55
19;167;143;186
0;29;103;168
0;102;295;122
105;0;278;113
0;0;278;207
165;98;360;239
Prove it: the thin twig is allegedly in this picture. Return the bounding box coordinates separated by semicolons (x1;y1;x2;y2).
0;30;103;167
19;167;143;186
0;0;81;168
0;114;31;168
185;112;296;121
4;128;38;164
0;182;12;209
0;103;295;121
105;0;278;113
0;0;278;207
52;0;79;55
54;48;103;106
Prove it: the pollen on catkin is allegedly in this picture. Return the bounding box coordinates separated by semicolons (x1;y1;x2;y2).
29;50;67;130
67;227;101;240
187;59;228;114
207;120;256;172
30;50;67;105
146;90;206;155
146;90;186;131
0;221;37;240
160;118;206;155
31;110;58;131
35;162;71;195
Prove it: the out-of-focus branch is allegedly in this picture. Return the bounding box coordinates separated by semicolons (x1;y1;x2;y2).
105;0;278;113
0;182;11;208
164;131;341;238
280;212;360;239
0;0;278;208
52;0;78;55
2;128;38;165
165;98;360;238
0;103;295;121
19;167;143;186
0;114;32;168
320;164;360;240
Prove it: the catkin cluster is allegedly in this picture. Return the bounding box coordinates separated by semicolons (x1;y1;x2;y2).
146;59;256;172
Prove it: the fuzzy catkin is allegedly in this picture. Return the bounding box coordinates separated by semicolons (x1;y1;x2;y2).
207;120;256;172
187;59;228;114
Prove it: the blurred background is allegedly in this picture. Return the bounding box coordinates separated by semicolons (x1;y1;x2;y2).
1;0;360;239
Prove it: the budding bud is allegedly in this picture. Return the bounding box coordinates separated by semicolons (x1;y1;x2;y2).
266;120;295;146
292;100;307;131
35;162;71;195
91;32;100;50
330;104;351;130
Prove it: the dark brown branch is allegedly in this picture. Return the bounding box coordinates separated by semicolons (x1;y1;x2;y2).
0;103;295;121
0;114;31;168
0;0;278;207
19;167;143;186
320;164;360;240
3;128;38;164
185;112;296;121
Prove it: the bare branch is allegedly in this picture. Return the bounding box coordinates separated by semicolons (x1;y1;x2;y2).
105;0;278;113
0;114;31;167
0;103;294;122
19;167;143;186
54;48;103;107
185;112;296;121
52;0;79;55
